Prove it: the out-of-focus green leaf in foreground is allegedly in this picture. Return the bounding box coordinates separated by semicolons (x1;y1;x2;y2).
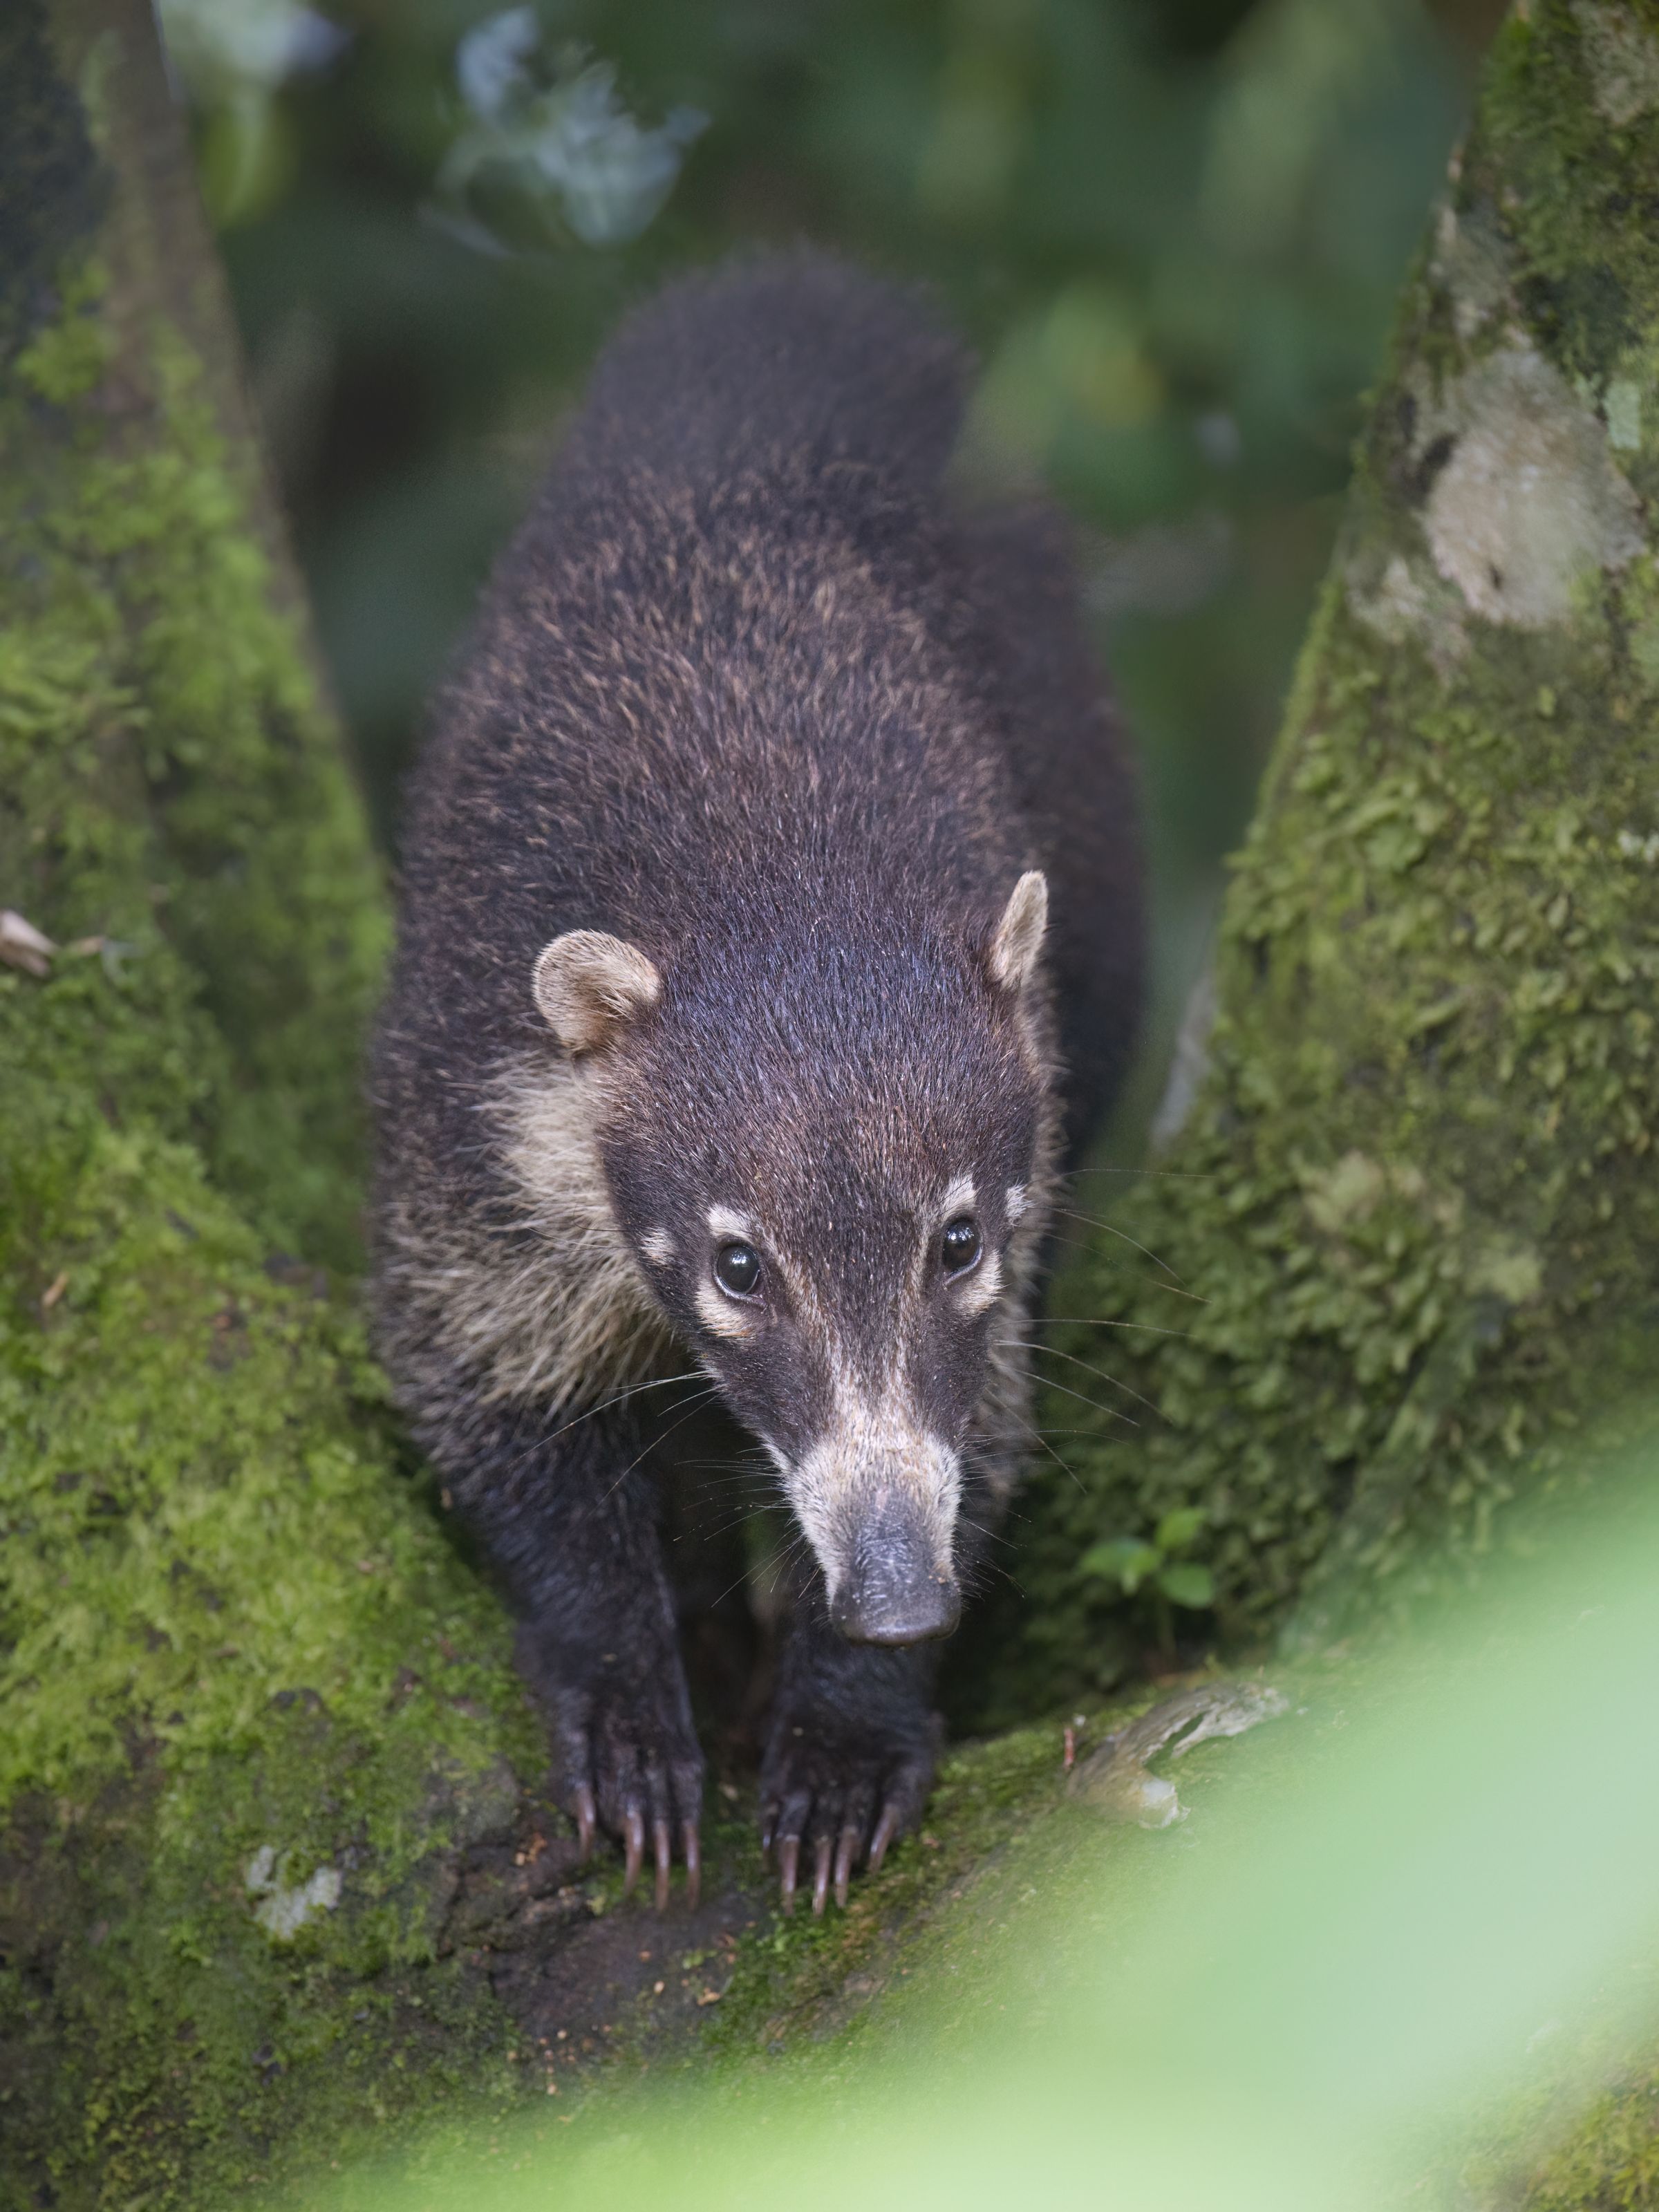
277;1417;1659;2211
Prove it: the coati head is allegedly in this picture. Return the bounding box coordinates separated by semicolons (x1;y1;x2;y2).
527;871;1055;1648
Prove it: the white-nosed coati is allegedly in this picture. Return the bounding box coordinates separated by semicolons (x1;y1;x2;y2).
371;255;1143;1916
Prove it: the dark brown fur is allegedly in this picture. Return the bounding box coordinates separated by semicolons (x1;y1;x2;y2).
371;255;1143;1910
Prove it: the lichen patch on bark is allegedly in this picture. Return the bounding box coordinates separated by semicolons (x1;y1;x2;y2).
1571;0;1659;126
1421;343;1643;626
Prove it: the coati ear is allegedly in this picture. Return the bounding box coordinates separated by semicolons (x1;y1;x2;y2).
984;870;1049;995
532;930;662;1056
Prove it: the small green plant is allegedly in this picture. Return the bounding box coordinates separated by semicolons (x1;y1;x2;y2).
1080;1508;1214;1658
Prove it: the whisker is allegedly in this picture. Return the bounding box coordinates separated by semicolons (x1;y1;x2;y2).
1051;1208;1188;1288
602;1389;718;1499
672;1458;774;1481
1033;1374;1138;1427
997;1339;1162;1421
1053;1165;1221;1181
677;1506;768;1548
1002;1405;1085;1493
708;1562;758;1613
1040;1228;1207;1302
956;1512;1018;1553
545;1367;711;1445
986;1335;1141;1424
1024;1317;1192;1338
488;1369;713;1488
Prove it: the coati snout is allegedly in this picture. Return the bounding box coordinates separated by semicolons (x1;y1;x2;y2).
371;254;1143;1914
527;874;1050;1651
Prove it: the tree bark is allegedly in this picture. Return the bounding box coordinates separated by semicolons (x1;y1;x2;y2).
995;0;1659;1711
0;5;537;2202
6;1;1659;2205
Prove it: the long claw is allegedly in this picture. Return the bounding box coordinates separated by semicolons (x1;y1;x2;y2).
868;1803;901;1877
683;1820;701;1910
833;1826;859;1911
811;1835;832;1918
778;1835;800;1916
623;1805;645;1899
572;1782;597;1862
653;1817;672;1913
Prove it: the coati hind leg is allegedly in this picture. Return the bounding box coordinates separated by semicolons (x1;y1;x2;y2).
430;1384;706;1909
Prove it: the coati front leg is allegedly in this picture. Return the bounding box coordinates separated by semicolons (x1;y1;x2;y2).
760;1606;943;1917
757;1458;1009;1918
437;1388;705;1909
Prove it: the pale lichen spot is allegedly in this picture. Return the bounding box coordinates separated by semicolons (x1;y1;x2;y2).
1571;0;1659;126
1605;377;1642;453
1422;344;1644;629
1430;202;1512;341
1150;966;1219;1153
245;1845;342;1942
1346;550;1467;670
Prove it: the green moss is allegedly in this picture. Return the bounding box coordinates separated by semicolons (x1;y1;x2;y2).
991;0;1659;1716
0;179;531;2212
0;259;388;1271
695;1715;1077;2059
1514;2071;1659;2209
0;1118;543;2205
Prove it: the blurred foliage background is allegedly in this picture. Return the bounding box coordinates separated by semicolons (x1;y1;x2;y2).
162;0;1506;1083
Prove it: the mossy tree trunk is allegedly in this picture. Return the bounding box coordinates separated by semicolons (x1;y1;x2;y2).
0;5;541;2204
7;0;1659;2205
999;0;1659;1712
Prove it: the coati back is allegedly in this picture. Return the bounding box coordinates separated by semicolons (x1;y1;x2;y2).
372;254;1143;1914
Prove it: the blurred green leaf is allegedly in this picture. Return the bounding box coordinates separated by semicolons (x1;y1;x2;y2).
1080;1537;1163;1591
1157;1561;1216;1609
1156;1506;1208;1553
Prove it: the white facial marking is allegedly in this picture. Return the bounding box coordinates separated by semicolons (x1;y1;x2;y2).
786;1414;962;1605
706;1203;755;1242
954;1248;1004;1318
1005;1183;1029;1224
757;1228;965;1604
639;1227;675;1268
939;1174;977;1221
694;1280;757;1339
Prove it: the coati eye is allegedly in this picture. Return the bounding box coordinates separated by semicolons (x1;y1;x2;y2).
941;1217;982;1275
713;1240;762;1298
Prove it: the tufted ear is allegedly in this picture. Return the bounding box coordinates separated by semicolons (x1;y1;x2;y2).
532;929;662;1056
984;870;1048;994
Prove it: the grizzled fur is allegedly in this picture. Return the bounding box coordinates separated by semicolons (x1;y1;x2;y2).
371;256;1143;1909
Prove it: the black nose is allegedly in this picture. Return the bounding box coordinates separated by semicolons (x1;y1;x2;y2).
832;1550;962;1646
834;1579;962;1646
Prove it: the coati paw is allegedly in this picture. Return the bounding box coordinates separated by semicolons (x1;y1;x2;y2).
554;1683;704;1912
758;1709;942;1917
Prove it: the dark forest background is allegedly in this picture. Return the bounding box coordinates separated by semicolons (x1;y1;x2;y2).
168;0;1505;1087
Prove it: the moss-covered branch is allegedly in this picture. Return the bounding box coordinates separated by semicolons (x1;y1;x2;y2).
997;0;1659;1709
